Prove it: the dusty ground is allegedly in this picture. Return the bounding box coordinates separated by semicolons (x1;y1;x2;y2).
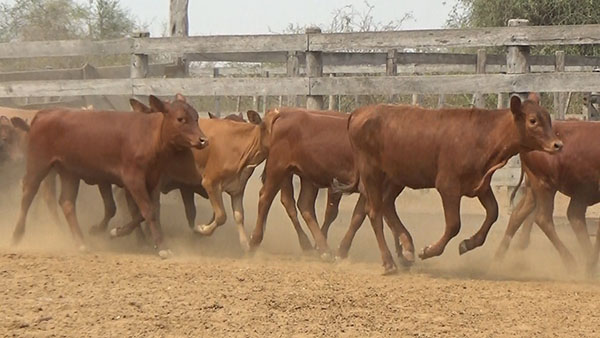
1;172;599;337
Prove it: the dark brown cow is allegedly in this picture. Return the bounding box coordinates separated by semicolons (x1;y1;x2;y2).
495;120;600;272
343;94;562;273
11;95;207;257
108;103;277;251
248;108;415;265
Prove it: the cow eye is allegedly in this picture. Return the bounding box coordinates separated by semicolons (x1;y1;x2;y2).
177;117;186;123
529;118;536;125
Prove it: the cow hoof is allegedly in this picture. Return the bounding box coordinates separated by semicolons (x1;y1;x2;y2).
239;240;251;253
109;228;119;238
158;249;173;259
320;252;334;262
418;246;431;260
194;224;216;236
399;250;415;267
458;240;469;255
78;244;88;253
382;264;398;276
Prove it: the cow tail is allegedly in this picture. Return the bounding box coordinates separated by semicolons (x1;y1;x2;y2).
509;166;524;205
331;112;360;194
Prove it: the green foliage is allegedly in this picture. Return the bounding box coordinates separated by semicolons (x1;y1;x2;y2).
0;0;137;42
447;0;600;55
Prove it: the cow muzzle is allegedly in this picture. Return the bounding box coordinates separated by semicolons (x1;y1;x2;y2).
192;137;209;149
544;140;563;153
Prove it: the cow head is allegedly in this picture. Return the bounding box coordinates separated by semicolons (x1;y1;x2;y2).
510;93;562;153
0;115;29;164
147;94;208;150
257;109;280;151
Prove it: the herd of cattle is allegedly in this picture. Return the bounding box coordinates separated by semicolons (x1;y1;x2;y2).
1;92;599;275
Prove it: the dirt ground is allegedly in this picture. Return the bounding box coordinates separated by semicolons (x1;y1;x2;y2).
1;172;599;337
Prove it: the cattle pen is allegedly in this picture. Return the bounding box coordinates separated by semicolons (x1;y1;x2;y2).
3;18;600;190
2;6;600;336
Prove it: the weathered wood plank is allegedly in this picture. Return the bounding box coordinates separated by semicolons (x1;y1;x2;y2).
0;38;133;59
132;77;308;96
2;72;600;98
309;24;600;51
310;72;600;95
135;34;306;54
0;79;132;97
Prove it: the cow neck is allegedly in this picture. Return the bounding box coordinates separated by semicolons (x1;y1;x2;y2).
237;124;266;173
149;112;177;165
472;108;521;194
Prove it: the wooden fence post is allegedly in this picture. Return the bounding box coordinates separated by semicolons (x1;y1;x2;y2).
328;73;337;110
286;51;299;106
507;19;530;101
306;27;324;110
130;31;149;99
386;49;397;103
554;51;566;118
170;0;189;77
261;70;269;113
505;18;530;206
213;67;220;117
473;48;487;107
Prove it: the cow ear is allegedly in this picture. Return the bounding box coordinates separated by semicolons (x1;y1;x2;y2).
148;95;167;114
237;112;243;120
246;110;262;125
208;112;217;119
129;98;153;114
175;93;186;102
10;117;29;132
510;95;523;118
527;92;541;105
0;115;9;126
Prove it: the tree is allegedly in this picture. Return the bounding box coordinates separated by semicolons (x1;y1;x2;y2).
447;0;600;55
0;0;138;42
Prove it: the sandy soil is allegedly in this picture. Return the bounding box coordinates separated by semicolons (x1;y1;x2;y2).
1;172;599;337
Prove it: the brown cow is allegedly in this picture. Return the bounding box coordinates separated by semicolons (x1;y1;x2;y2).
109;104;277;251
11;95;207;257
248;108;415;266
495;120;600;272
342;94;562;273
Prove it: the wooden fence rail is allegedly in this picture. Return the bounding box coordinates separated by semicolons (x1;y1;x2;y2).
2;23;600;60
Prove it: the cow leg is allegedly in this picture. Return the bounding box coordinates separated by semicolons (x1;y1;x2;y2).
593;218;600;270
89;183;117;235
534;189;576;270
123;178;169;258
566;199;594;273
420;188;461;260
361;166;397;275
194;180;226;236
458;187;499;255
230;191;250;251
495;185;536;260
320;189;342;239
40;170;61;227
514;213;536;250
279;175;312;251
249;165;287;250
57;173;86;251
179;187;196;229
382;185;414;266
336;194;367;259
297;179;332;259
12;164;52;245
110;190;147;248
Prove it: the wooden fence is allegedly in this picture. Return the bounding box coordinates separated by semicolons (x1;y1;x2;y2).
2;19;600;186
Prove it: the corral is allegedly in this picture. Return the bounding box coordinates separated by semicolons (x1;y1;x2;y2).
1;2;600;336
